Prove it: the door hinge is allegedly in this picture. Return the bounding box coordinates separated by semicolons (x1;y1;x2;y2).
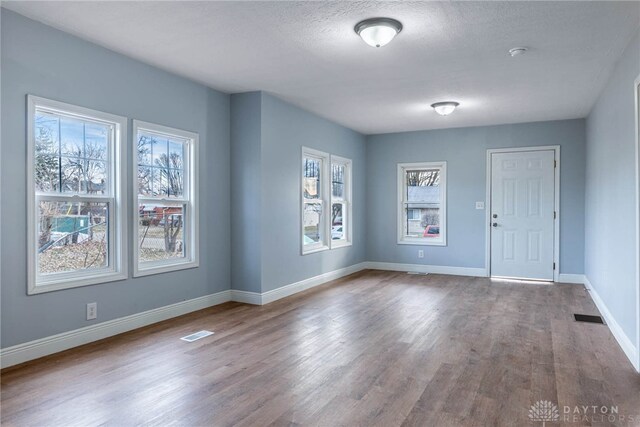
554;211;557;219
553;262;556;270
554;160;557;168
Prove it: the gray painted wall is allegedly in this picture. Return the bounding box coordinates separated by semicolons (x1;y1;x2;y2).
585;29;640;345
366;120;586;274
1;10;231;347
229;92;367;293
261;93;367;292
230;92;263;292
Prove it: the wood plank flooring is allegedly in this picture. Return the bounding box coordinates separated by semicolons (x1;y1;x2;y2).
2;270;639;426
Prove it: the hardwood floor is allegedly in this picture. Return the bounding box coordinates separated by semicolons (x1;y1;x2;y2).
2;270;639;426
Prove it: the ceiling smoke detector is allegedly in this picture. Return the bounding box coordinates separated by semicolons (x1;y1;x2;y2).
508;47;528;57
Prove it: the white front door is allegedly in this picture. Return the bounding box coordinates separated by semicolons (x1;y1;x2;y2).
490;150;556;281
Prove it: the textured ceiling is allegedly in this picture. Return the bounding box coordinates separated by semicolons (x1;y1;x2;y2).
3;1;639;134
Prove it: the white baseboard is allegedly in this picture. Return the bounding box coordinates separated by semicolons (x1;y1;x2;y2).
584;276;639;372
230;289;262;305
230;262;369;306
364;261;487;277
262;262;367;304
557;273;586;284
0;290;231;369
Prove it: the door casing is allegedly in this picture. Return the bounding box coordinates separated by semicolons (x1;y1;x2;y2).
485;146;560;282
633;73;640;371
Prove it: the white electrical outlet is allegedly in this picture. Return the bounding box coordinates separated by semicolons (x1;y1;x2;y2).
418;250;424;259
475;201;485;209
87;302;97;320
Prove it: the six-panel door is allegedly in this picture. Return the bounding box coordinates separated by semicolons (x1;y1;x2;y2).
490;150;555;281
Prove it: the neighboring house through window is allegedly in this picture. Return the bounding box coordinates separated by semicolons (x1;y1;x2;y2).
398;161;447;246
133;120;199;276
27;95;127;294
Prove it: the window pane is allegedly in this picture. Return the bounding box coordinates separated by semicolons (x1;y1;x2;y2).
164;140;185;198
303;203;322;244
60;156;83;192
406;169;440;202
331;203;345;240
137;134;153;166
168;138;184;161
35;154;60;192
138;167;153;196
35;113;60;156
153;166;168;197
303;158;321;199
138;204;186;263
405;207;440;238
163;168;183;198
151;137;167;166
84;123;109;161
332;164;345;199
85;160;107;194
137;131;186;198
37;201;109;275
34;114;61;191
60;117;85;157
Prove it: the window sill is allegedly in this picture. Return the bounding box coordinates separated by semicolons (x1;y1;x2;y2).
28;271;127;295
302;245;330;255
133;260;199;278
330;240;352;249
397;238;447;247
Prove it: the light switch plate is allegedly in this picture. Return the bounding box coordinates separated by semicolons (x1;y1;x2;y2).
475;201;485;209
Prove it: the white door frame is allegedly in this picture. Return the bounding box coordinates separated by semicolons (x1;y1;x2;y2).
485;146;561;282
634;73;640;371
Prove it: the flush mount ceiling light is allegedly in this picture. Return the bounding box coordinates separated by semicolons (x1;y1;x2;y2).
508;47;528;57
354;17;403;48
431;101;460;116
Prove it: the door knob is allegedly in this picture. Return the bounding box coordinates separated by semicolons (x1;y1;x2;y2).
492;222;498;227
492;214;498;218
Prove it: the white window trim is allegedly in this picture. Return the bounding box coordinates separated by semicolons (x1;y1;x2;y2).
330;155;352;249
397;161;447;246
27;95;128;294
301;147;330;255
132;120;199;277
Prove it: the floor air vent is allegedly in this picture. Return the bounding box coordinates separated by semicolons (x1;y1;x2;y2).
407;272;429;276
181;330;214;342
574;314;604;324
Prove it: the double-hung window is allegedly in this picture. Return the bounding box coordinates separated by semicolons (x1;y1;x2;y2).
133;121;199;276
301;148;353;254
330;156;352;248
398;161;447;246
302;148;329;254
27;95;127;294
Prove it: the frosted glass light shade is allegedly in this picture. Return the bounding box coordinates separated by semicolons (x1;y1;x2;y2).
431;102;460;116
359;25;398;47
354;18;403;48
